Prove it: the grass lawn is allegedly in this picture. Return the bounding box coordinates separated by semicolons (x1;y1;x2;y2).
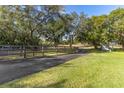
1;51;124;88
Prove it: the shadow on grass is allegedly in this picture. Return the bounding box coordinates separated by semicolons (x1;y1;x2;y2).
2;79;67;88
80;47;124;54
112;48;124;52
44;79;67;88
60;62;77;68
78;48;106;53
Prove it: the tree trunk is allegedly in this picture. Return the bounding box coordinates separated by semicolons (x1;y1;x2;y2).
69;42;72;49
94;45;98;49
122;43;124;50
54;42;58;55
92;41;99;49
69;35;73;49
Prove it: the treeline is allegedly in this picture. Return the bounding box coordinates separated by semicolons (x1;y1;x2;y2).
0;6;124;49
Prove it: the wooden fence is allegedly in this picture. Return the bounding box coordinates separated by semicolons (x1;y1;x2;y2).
0;45;79;58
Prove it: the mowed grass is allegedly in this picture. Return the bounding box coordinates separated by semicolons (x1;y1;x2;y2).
1;51;124;88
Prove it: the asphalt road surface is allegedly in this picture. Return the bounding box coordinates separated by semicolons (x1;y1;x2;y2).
0;53;85;84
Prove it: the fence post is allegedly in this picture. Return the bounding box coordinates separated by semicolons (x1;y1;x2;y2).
42;46;44;56
32;46;35;56
56;46;58;56
20;45;22;56
24;45;26;58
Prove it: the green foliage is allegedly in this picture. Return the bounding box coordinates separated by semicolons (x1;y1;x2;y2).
0;6;65;46
109;8;124;48
0;6;124;49
75;8;124;49
76;14;109;48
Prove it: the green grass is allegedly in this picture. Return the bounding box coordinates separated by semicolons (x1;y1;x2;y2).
1;51;124;88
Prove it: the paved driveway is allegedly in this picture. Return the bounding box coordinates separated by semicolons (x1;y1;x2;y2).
0;53;84;84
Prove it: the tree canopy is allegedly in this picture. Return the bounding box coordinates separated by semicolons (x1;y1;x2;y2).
0;6;124;49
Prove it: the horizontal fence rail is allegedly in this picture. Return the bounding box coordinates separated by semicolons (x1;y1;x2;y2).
0;45;79;59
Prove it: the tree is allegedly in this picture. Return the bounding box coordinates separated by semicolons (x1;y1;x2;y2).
113;18;124;49
44;17;65;47
1;5;124;51
109;8;124;49
75;13;89;44
0;6;18;45
41;6;65;47
60;12;79;49
90;15;109;48
76;13;108;49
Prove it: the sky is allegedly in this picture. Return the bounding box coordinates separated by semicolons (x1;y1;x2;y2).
65;5;124;17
